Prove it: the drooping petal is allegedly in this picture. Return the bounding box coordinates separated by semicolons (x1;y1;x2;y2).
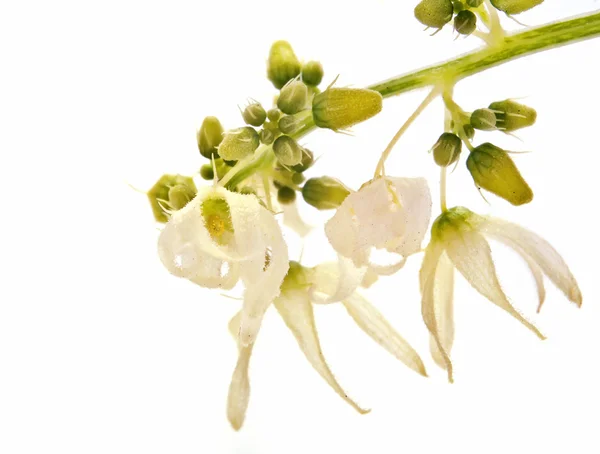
226;311;255;431
274;290;369;414
480;218;581;307
445;230;545;340
342;293;427;376
282;201;312;237
308;256;367;304
420;242;453;382
429;252;455;370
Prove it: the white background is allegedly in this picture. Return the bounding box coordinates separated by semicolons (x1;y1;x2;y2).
1;1;599;453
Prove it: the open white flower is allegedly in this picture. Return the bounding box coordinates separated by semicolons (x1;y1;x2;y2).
421;206;582;383
226;259;426;430
325;177;432;268
157;185;289;346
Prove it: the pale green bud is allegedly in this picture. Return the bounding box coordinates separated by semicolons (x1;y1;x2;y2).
466;143;533;206
302;176;351;210
292;172;306;185
277;186;296;204
200;163;214;180
470;108;497;131
432;132;462;167
291;148;314;173
431;206;481;242
147;174;197;223
466;0;483;7
414;0;454;29
278;114;302;135
259;127;276;145
301;61;324;86
267;108;282;122
277;79;309;115
312;87;383;131
273;135;303;167
463;123;475;140
453;1;466;13
267;40;302;89
197;116;224;159
242;102;267;127
454;10;477;35
490;0;543;15
218;127;260;161
488;99;537;132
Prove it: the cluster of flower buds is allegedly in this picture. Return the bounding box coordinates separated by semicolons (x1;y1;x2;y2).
414;0;544;35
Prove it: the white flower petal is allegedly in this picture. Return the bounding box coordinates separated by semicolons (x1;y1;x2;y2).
429;252;455;370
420;242;453;382
445;230;545;340
309;256;367;304
367;257;407;276
282;202;312;237
481;218;581;307
274;290;369;414
324;199;363;264
343;293;426;376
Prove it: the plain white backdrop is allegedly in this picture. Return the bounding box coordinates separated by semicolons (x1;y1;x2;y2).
1;1;599;453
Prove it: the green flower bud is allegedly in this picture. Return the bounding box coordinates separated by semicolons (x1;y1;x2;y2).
259;127;276;145
454;10;477;35
147;174;197;223
431;206;481;242
291;148;314;173
242;102;267;127
466;143;533;206
278;114;303;135
277;79;309;115
432;132;462;167
452;1;466;13
277;186;297;204
470;108;497;131
466;0;483;7
414;0;454;29
200;163;214;180
312;87;383;131
302;176;351;210
488;99;537;132
267;108;282;122
462;123;475;140
490;0;544;15
292;172;306;185
218;127;260;161
273;135;303;167
301;61;324;86
267;40;302;89
197;116;224;159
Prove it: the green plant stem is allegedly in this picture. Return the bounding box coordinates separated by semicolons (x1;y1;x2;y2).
224;10;600;189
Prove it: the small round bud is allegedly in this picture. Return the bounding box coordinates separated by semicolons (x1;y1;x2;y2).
218;127;260;161
291;148;314;173
278;114;302;135
292;172;306;185
147;174;197;223
488;99;537;132
452;1;466;13
267;108;282;122
301;61;324;86
414;0;454;29
197;116;224;159
466;143;533;206
277;79;309;115
168;184;195;210
200;163;214;180
312;87;383;131
470;108;497;131
432;132;462;167
242;102;267;127
462;123;475;140
277;186;297;204
302;176;351;210
259;127;276;145
273;135;303;167
267;40;302;89
454;10;477;35
490;0;544;15
466;0;483;7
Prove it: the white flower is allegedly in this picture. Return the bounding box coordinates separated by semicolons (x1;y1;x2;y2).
157;185;289;347
226;259;426;430
420;206;582;383
325;177;432;268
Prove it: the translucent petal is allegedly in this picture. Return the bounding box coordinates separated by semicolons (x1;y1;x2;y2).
429;253;455;370
420;242;453;382
480;218;581;307
309;256;367;304
282;201;312;237
343;293;427;376
274;291;369;414
445;230;545;340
